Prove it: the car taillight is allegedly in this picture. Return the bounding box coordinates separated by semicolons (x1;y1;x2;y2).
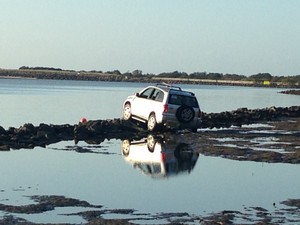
161;153;166;162
198;109;202;117
163;104;168;113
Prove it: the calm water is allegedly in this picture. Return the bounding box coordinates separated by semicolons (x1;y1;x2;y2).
0;78;299;223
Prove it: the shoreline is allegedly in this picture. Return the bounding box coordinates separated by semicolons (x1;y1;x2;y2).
1;68;299;89
0;75;37;80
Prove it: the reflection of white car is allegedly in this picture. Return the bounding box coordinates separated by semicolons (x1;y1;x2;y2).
121;135;199;179
123;83;201;131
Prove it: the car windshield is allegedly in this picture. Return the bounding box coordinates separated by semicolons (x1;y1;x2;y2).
168;94;199;108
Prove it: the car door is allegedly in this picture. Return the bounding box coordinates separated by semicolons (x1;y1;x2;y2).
131;87;155;120
148;89;165;123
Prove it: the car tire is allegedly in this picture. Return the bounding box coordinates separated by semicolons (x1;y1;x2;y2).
176;106;195;123
123;103;132;120
147;113;157;131
122;140;130;156
146;135;156;152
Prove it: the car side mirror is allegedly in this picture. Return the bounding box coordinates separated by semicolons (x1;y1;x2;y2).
135;93;140;97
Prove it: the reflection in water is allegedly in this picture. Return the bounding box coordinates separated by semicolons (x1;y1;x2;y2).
121;135;199;179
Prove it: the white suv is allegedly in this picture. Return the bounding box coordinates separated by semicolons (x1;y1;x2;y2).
123;83;201;131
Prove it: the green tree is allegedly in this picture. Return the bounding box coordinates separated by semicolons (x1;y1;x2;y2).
250;73;272;82
132;70;143;77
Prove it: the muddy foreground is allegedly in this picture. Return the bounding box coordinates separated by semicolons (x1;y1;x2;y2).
0;114;299;224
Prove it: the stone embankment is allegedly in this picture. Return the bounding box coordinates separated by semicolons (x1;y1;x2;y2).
279;89;300;95
0;106;299;151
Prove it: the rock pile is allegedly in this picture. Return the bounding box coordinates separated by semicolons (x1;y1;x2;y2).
200;105;300;128
0;106;299;150
74;119;148;143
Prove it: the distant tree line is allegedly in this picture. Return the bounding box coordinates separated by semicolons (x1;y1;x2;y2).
155;71;299;85
20;66;63;71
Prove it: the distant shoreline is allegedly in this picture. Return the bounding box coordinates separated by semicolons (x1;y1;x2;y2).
0;68;299;89
0;75;37;80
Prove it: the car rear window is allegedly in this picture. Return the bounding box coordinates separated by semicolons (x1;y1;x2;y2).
168;94;199;108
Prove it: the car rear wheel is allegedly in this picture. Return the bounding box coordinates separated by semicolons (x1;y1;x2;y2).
147;114;157;131
147;135;156;152
176;106;195;123
123;103;132;120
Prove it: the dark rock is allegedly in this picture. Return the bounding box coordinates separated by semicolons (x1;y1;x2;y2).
0;126;6;135
16;123;35;135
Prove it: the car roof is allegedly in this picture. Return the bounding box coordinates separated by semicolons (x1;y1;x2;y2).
155;83;195;97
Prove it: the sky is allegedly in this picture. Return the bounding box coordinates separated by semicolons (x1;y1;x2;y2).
1;0;300;76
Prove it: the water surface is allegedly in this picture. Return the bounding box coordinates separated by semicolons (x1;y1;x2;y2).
0;78;299;223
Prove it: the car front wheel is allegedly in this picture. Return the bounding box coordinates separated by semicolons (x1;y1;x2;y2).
123;103;132;120
147;114;157;131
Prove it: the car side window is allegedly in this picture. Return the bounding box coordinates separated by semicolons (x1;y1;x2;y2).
169;94;199;107
169;94;182;105
140;88;154;99
154;91;164;102
183;97;199;108
147;89;164;102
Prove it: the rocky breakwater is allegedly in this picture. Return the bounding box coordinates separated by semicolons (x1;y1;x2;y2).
0;106;299;151
279;89;300;95
0;120;146;151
